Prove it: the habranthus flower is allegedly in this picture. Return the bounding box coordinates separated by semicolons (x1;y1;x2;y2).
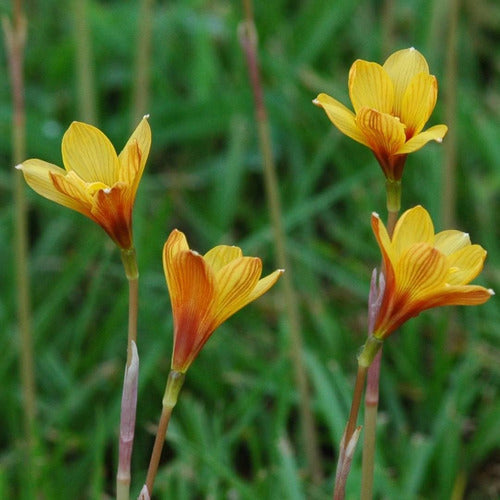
314;48;448;180
163;229;284;373
371;206;493;339
17;116;151;250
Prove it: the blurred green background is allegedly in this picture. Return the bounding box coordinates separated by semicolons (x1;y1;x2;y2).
1;0;499;498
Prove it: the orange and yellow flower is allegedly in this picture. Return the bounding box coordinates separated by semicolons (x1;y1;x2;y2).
17;116;151;250
314;48;448;180
163;229;284;373
371;206;493;339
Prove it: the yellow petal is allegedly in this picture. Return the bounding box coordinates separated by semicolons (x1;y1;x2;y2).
424;285;493;308
314;93;369;146
245;268;284;303
396;243;448;301
348;60;394;115
90;184;133;249
391;205;434;258
163;230;190;285
434;230;471;255
62;121;119;185
118;116;151;190
166;250;216;372
204;245;243;272
396;124;448;154
383;48;430;117
18;159;92;216
356;108;406;157
211;257;262;329
446;245;487;285
400;73;437;137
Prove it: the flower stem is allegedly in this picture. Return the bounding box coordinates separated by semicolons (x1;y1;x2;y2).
143;370;186;497
239;1;323;483
333;363;368;499
3;4;38;495
116;249;140;499
360;347;382;500
359;184;400;499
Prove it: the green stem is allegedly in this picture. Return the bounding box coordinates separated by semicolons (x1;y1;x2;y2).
3;4;38;496
144;370;186;496
239;3;323;483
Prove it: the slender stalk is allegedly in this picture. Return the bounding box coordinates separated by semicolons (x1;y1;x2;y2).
117;341;140;500
239;1;323;483
144;370;186;496
359;182;400;499
73;0;97;124
3;3;38;495
131;0;153;126
116;248;140;499
442;0;459;227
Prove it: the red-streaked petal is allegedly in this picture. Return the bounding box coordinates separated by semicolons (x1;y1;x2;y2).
165;250;215;372
62;121;119;185
348;60;394;114
19;159;92;216
211;257;263;330
400;73;437;137
91;184;133;249
313;93;369;146
396;124;448;154
118;116;151;192
163;230;191;290
356;108;406;158
245;269;284;303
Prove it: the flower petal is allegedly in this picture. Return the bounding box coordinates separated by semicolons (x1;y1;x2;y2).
423;285;493;308
211;257;262;330
314;93;369;146
396;243;448;302
18;159;92;215
118;116;151;190
400;73;437;137
434;230;471;255
165;250;215;373
446;244;487;285
91;184;133;249
163;230;190;286
62;121;120;185
356;108;406;158
391;205;434;257
383;48;430;117
204;245;243;273
396;124;448;154
245;268;284;303
348;60;394;115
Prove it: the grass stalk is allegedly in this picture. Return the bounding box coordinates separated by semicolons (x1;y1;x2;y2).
239;0;323;484
442;0;459;227
131;0;153;126
73;0;97;124
3;2;38;495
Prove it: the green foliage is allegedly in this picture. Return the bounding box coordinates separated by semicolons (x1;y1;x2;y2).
1;0;499;498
